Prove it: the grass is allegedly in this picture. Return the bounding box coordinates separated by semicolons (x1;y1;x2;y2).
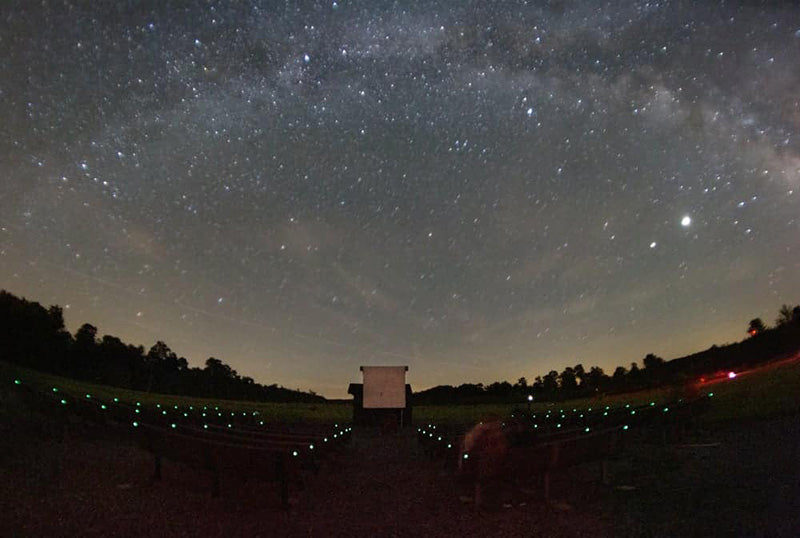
695;355;800;424
4;354;799;427
414;355;800;427
1;362;351;424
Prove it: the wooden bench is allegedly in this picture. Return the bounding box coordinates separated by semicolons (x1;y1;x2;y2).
15;382;350;509
460;424;626;507
134;423;310;507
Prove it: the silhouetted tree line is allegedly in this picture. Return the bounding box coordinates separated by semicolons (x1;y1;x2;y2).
0;290;323;403
414;303;800;405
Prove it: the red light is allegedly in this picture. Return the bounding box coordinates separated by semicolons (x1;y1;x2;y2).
728;371;736;379
699;377;705;383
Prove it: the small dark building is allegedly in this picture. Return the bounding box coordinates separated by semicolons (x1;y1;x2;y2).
348;366;412;428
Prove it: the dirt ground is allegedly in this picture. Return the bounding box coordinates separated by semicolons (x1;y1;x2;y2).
607;415;800;537
1;393;798;537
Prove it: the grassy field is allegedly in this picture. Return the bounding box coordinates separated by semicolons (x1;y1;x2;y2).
416;355;800;426
4;354;799;427
1;362;351;424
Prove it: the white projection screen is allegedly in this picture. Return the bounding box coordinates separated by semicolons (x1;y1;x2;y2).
362;366;407;408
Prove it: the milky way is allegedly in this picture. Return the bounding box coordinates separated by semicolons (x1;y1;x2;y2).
2;1;799;396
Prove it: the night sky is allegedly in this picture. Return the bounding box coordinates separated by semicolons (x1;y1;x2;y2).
2;1;799;397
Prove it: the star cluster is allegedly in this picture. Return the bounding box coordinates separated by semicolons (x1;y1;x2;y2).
1;1;799;396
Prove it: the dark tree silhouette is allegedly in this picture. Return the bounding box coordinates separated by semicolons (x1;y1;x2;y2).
559;366;577;397
612;365;628;388
642;353;664;370
776;305;794;327
0;289;322;402
775;305;800;328
748;318;766;337
628;361;641;383
585;366;608;393
542;370;559;397
72;323;100;379
573;363;586;388
4;289;800;405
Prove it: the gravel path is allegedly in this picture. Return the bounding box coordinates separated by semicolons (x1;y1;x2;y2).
0;411;611;537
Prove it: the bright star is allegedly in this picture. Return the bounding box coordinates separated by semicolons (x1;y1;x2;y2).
681;216;691;227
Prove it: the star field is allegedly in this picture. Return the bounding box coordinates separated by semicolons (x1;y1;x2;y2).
1;1;799;397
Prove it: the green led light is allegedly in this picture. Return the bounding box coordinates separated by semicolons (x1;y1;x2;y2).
324;438;328;442
650;402;655;406
171;423;176;428
136;402;141;406
14;379;21;385
135;409;140;414
623;425;629;430
309;444;314;450
447;443;452;449
52;387;59;392
603;411;608;416
708;392;714;397
60;399;67;405
101;404;107;410
663;407;669;412
162;410;167;415
157;404;161;408
174;405;178;410
292;450;298;457
85;394;91;399
625;404;630;408
631;410;636;415
183;413;188;417
463;453;469;460
585;427;590;432
113;397;119;403
227;424;232;428
259;421;264;425
557;423;561;428
203;424;208;429
132;421;139;427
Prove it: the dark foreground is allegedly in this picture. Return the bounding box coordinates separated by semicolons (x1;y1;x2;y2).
1;392;799;537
